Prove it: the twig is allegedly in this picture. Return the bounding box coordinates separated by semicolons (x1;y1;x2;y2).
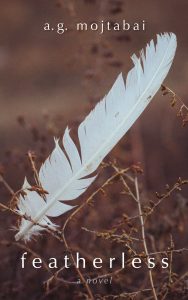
135;177;158;300
0;174;15;195
161;85;188;126
82;226;140;242
61;231;94;299
148;178;188;217
168;235;174;285
101;287;153;299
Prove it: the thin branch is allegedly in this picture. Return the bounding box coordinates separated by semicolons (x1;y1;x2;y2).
168;235;174;285
135;177;158;300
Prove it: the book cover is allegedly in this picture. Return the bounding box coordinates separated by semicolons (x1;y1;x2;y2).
0;1;187;300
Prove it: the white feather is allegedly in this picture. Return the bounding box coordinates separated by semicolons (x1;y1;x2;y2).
15;33;177;241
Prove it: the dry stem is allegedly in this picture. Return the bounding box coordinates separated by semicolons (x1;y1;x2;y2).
135;177;158;300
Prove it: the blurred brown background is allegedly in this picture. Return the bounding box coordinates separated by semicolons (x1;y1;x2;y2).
0;0;188;191
0;0;187;181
